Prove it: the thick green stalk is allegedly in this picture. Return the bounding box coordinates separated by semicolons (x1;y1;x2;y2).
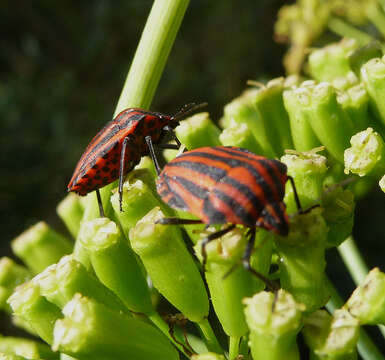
8;281;62;345
53;294;179;360
11;222;72;274
79;218;153;314
114;0;190;114
243;290;305;360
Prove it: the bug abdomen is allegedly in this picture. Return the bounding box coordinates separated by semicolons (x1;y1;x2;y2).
156;146;289;227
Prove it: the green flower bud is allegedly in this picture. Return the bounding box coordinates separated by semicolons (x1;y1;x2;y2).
0;258;30;311
308;38;358;82
53;294;178;360
243;290;305;360
275;208;329;312
175;112;221;149
344;127;385;177
129;207;209;323
361;56;385;125
303;309;359;359
8;281;61;345
283;87;321;152
219;123;263;155
281;148;328;213
56;193;84;238
11;222;72;274
80;218;153;314
36;255;128;314
345;268;385;325
0;335;57;360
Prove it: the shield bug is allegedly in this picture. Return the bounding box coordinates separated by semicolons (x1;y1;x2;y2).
156;146;311;284
67;103;206;216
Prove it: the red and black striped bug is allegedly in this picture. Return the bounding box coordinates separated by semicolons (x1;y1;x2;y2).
156;146;310;285
67;103;206;216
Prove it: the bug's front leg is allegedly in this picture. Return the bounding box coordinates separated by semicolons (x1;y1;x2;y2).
118;135;135;212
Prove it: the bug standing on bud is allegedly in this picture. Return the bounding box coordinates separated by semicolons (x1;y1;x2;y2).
156;146;309;285
67;103;206;216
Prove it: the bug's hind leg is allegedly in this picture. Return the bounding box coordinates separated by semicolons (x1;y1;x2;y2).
95;189;105;218
200;224;236;273
118;135;136;212
288;175;320;215
156;218;203;225
241;228;279;292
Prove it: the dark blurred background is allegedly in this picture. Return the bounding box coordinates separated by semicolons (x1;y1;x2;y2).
1;0;384;350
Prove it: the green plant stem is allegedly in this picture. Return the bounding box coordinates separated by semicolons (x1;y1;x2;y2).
197;318;222;354
114;0;190;114
338;236;369;285
367;2;385;39
228;336;240;360
325;277;385;360
327;17;373;45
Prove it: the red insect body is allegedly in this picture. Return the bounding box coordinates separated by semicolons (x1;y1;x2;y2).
156;146;290;236
68;108;172;196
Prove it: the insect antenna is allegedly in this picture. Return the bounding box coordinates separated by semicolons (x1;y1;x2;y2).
171;102;208;122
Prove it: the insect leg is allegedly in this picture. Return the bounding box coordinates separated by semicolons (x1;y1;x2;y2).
145;135;162;176
287;175;303;212
200;224;236;273
288;175;320;215
242;228;279;291
156;218;204;225
119;136;134;212
95;189;105;217
162;125;182;147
